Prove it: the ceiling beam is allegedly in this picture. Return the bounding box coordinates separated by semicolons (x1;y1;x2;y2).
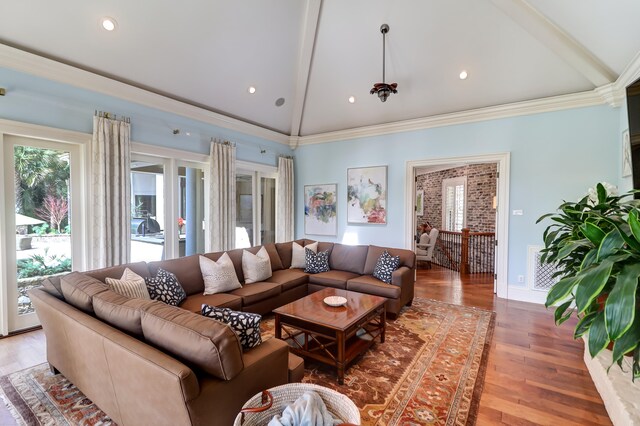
289;0;322;141
489;0;616;87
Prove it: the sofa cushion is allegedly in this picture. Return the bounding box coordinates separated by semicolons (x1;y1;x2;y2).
41;275;64;299
305;249;330;274
291;241;317;269
200;254;242;295
203;249;245;284
372;251;401;284
201;305;262;350
106;268;151;299
329;244;369;275
242;247;272;284
86;261;151;282
275;239;308;269
93;290;160;336
261;243;284;271
141;303;244;380
149;255;203;296
145;268;187;306
308;270;360;289
364;245;415;274
347;275;401;299
60;272;109;313
267;269;309;291
179;293;243;313
230;282;281;306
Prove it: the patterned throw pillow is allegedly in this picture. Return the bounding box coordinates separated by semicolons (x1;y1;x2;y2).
106;268;151;299
373;250;401;284
144;268;187;306
200;253;242;294
290;241;318;269
201;304;262;350
304;248;330;274
242;246;272;284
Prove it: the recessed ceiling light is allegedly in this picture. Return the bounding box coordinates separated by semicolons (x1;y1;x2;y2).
459;70;468;80
348;96;356;104
248;86;256;94
101;17;117;31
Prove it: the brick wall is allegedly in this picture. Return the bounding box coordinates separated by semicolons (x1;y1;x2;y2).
416;163;497;233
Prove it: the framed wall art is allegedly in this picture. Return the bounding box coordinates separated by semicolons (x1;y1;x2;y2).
304;183;338;235
416;190;424;216
623;129;632;177
347;165;387;224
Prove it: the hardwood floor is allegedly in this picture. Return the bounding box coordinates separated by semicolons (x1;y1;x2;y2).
416;266;610;425
0;266;610;425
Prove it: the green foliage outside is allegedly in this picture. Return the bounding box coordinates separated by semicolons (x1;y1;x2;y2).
14;146;70;234
16;252;71;279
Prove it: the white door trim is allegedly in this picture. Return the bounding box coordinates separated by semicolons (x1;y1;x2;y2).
405;152;510;299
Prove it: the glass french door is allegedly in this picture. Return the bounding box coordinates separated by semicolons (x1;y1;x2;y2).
177;163;205;257
130;156;166;262
3;135;83;333
235;169;277;248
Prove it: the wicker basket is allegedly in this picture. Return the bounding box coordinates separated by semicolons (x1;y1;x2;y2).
233;383;360;426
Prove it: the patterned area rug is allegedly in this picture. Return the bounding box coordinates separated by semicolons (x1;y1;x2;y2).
0;298;494;426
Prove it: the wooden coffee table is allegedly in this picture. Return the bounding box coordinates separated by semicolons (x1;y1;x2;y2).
273;288;386;384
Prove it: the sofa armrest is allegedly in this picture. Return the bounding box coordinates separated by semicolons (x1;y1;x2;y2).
391;266;413;288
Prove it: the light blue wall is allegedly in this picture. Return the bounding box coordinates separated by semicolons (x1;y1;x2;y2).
295;105;620;286
0;68;293;165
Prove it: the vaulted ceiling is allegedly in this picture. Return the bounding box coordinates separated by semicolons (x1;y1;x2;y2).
1;0;640;138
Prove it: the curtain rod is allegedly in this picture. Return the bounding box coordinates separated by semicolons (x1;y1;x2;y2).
210;137;235;147
95;110;130;123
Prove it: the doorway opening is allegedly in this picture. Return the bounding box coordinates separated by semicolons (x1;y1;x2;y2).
405;153;510;299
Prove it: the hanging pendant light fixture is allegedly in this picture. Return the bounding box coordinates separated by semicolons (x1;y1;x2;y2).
370;24;398;102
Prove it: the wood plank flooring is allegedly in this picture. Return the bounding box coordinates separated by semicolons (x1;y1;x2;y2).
0;266;611;425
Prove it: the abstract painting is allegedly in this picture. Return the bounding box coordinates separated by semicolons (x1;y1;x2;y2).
347;166;387;224
304;184;337;235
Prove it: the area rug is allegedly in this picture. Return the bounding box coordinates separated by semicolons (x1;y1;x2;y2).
0;298;494;426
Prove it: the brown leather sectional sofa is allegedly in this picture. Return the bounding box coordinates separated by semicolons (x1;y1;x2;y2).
30;239;415;425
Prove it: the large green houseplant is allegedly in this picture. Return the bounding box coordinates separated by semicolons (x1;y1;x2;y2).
538;183;640;380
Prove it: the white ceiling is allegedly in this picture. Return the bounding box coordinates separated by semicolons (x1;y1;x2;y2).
1;0;639;137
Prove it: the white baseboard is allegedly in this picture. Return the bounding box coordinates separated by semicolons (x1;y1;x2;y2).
505;286;548;304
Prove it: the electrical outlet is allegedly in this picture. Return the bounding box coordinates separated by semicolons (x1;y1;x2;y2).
517;275;525;283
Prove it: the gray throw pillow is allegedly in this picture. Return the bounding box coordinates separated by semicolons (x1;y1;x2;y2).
304;248;330;274
373;250;401;284
145;268;187;306
201;304;262;350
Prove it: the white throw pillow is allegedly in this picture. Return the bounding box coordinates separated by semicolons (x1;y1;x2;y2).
242;246;272;284
105;268;151;299
290;241;318;269
200;253;242;295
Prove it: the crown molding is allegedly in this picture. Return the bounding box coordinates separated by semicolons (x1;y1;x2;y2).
612;50;640;99
293;90;606;146
0;44;290;145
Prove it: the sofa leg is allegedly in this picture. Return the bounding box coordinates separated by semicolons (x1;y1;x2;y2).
406;298;413;307
49;364;60;375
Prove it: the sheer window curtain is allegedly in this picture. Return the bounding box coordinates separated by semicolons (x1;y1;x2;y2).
208;140;236;251
276;156;294;242
90;113;131;269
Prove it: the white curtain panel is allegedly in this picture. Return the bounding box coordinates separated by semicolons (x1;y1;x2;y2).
90;115;131;268
208;141;236;251
276;156;294;242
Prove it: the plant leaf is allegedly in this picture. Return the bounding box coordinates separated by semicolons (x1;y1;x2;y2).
605;263;640;340
536;213;556;224
588;311;609;358
574;311;598;339
629;209;640;243
557;239;591;261
601;217;640;252
575;260;614;313
597;229;625;261
545;275;581;308
597;183;607;204
554;300;573;325
611;314;640;365
579;248;598;271
581;222;606;246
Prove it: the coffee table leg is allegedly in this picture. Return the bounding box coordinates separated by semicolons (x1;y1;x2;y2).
380;308;386;343
275;314;281;340
337;331;345;385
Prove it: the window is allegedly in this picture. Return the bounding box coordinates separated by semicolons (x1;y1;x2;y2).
235;162;277;248
442;176;466;232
